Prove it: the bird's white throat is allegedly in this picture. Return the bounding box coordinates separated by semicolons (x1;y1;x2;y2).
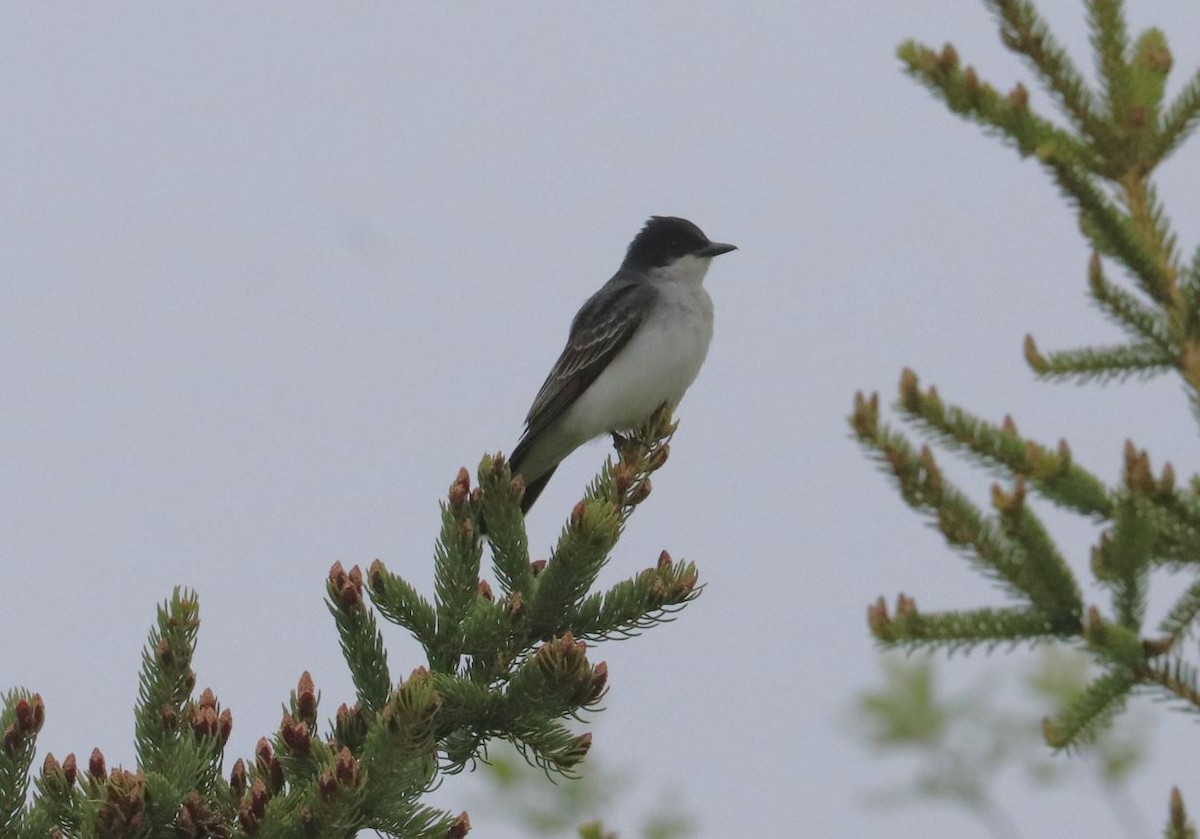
651;254;714;287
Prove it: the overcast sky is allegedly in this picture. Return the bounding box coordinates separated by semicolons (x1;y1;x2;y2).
5;4;1200;838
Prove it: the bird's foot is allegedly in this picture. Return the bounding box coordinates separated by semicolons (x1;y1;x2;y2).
610;430;635;461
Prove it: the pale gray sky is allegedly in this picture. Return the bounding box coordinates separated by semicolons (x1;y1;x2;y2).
4;4;1200;837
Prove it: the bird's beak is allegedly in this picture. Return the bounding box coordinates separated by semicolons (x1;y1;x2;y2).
697;241;737;258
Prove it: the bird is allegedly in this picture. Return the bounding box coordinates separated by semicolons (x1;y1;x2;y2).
507;215;736;514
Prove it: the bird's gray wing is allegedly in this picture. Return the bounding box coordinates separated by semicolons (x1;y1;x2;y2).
513;280;656;461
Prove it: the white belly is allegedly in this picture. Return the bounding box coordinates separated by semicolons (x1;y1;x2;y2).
560;284;714;441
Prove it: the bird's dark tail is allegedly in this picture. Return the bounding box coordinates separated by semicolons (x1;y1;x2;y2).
518;466;556;514
508;432;556;516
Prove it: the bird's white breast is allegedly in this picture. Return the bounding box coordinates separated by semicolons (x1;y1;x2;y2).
561;279;714;441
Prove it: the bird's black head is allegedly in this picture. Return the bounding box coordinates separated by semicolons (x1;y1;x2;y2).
621;216;737;270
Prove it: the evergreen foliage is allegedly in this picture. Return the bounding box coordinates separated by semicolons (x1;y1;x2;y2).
0;408;700;837
855;1;1200;832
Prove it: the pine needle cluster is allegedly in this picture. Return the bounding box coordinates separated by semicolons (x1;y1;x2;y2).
853;2;1200;832
0;408;700;837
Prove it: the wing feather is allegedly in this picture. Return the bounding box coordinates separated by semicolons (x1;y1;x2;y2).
512;280;654;463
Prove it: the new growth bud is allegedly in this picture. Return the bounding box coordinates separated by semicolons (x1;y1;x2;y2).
1023;334;1047;371
938;43;959;72
588;661;609;704
499;593;521;623
647;443;671;471
89;748;107;781
335;746;362;789
490;452;507;476
296;671;318;724
280;714;311;756
335;701;367;751
626;478;652;506
1008;82;1029;110
1160;461;1176;495
449;467;470;511
329;563;365;610
368;559;388;594
559;732;593;768
1123;440;1154;493
230;759;247;798
255;737;284;793
851;391;880;437
898;368;920;411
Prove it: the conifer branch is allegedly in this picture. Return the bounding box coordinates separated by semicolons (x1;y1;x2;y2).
1183;272;1200;375
853;399;1026;596
32;752;81;837
273;673;325;787
128;590;232;825
477;454;534;599
326;563;392;714
1158;578;1200;649
526;408;678;641
1024;339;1173;382
1042;668;1134;748
854;395;1086;619
458;595;520;664
986;0;1107;141
0;690;42;834
1086;0;1133;129
1107;443;1200;578
1128;28;1171;129
370;803;468;839
509;723;592;777
992;481;1084;621
430;469;485;672
1083;605;1146;670
1154;65;1200;163
571;552;701;641
366;668;442;791
1093;498;1153;629
365;560;437;649
1140;505;1200;569
1085;251;1175;350
893;371;1113;518
897;41;1098;170
867;596;1076;651
1137;657;1200;712
528;500;622;642
369;803;467;839
1118;177;1180;292
864;0;1200;802
1041;158;1174;302
503;632;607;723
134;590;201;771
4;406;702;835
425;673;496;741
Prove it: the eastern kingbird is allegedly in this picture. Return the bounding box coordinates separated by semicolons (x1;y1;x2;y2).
508;216;736;514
